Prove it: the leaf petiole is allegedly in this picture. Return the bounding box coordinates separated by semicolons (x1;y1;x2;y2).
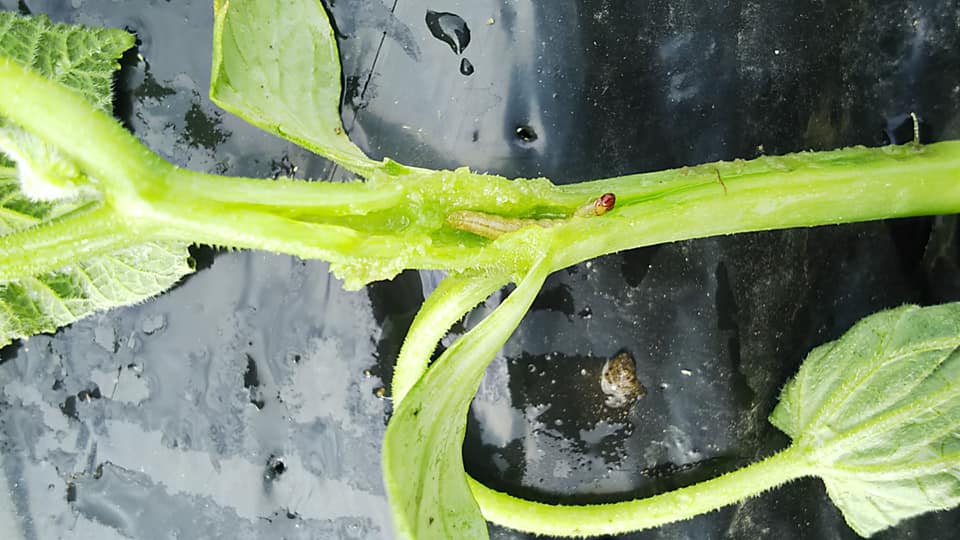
0;203;141;281
392;270;509;404
469;444;813;537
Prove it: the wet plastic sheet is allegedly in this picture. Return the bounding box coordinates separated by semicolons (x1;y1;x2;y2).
1;1;960;539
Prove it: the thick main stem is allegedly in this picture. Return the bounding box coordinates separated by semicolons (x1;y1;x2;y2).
170;168;405;216
2;53;960;288
162;141;960;282
157;141;960;282
549;142;960;273
469;444;812;537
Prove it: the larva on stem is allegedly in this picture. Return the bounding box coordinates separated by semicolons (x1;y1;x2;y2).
574;192;617;217
447;193;616;240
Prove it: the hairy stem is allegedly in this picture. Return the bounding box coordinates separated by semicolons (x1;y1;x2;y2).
392;270;509;404
383;257;552;540
470;444;812;537
171;168;406;216
0;57;168;199
2;53;960;288
0;204;143;281
546;143;960;272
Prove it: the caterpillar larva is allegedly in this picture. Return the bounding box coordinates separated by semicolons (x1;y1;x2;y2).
447;193;616;240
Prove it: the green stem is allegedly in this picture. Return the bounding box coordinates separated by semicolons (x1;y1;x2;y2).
0;204;143;281
170;168;406;216
546;142;960;273
5;141;957;297
392;270;509;404
165;141;960;281
146;199;423;264
0;58;168;198
3;51;960;289
469;444;813;537
383;256;552;540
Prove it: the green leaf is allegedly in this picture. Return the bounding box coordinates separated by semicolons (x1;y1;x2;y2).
0;241;193;344
0;13;192;346
0;170;192;346
0;177;193;349
0;11;134;195
383;258;551;540
0;11;133;112
0;169;59;232
770;303;960;537
210;0;383;176
0;124;93;200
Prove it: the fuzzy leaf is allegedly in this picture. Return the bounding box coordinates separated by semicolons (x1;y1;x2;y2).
770;303;960;537
0;170;192;346
0;11;132;111
210;0;382;175
0;11;134;195
0;13;192;346
0;124;92;200
0;241;193;344
0;168;89;234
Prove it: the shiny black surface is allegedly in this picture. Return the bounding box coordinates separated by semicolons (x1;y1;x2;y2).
1;1;959;539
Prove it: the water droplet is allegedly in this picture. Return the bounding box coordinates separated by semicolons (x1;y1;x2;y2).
459;57;474;76
425;11;471;54
265;455;286;480
515;125;538;143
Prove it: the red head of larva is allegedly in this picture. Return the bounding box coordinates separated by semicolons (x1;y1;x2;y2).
595;192;616;215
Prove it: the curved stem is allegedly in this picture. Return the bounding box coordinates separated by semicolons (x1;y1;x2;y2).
469;444;812;537
4;54;960;288
392;270;509;404
383;256;552;540
0;57;169;197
